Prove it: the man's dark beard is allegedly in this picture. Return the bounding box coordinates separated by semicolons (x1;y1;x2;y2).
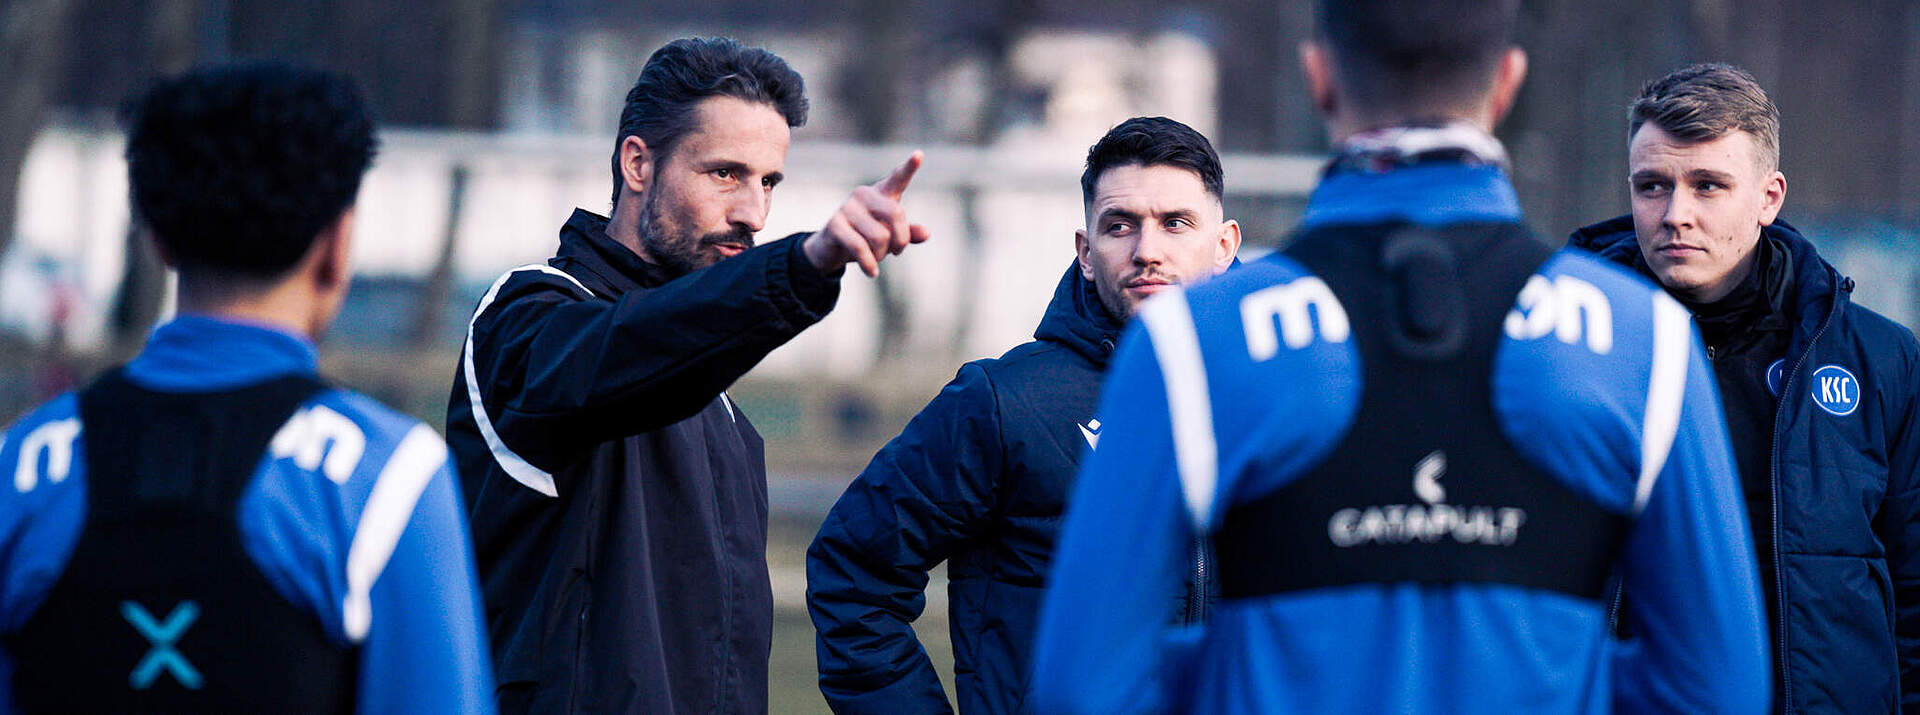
1092;277;1132;322
636;190;757;277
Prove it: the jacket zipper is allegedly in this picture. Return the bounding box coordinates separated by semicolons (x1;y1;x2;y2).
1187;537;1210;624
1606;579;1623;632
1767;303;1837;713
570;600;590;713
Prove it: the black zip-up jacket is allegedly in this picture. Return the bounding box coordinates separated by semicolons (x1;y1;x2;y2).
806;263;1217;714
446;209;839;714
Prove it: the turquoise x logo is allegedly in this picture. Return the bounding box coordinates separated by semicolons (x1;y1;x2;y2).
121;601;202;690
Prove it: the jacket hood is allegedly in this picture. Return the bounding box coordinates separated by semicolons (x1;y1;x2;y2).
1565;214;1644;268
1034;262;1125;367
1566;215;1852;347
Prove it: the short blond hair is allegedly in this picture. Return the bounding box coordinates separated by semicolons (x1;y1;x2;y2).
1630;63;1780;171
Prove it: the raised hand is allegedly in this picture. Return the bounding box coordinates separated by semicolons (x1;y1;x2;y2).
803;151;932;277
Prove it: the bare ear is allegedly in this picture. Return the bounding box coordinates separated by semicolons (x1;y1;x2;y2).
619;135;654;198
313;207;355;292
1485;47;1529;128
1075;228;1094;280
1216;219;1242;272
146;228;179;270
1299;41;1337;116
1759;170;1787;226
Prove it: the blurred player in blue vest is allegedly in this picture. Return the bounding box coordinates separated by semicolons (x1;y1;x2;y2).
1029;1;1770;712
0;63;493;713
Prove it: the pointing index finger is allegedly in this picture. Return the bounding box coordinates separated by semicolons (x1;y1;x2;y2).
874;150;923;200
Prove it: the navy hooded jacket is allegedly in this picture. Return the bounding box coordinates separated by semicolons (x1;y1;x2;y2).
1571;216;1920;713
807;262;1213;714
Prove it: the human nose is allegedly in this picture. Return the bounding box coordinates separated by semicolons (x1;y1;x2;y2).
1662;190;1695;233
1133;224;1172;265
728;186;768;233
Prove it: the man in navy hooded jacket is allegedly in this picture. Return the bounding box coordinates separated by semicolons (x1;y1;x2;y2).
805;117;1241;714
1569;63;1920;713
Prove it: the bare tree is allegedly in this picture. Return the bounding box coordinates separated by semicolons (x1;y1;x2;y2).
109;0;202;355
842;0;915;364
407;0;502;354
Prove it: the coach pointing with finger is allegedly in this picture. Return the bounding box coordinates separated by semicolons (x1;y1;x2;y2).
446;37;929;714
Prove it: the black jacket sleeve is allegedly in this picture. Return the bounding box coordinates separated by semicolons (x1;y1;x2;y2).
467;233;837;473
805;363;1005;714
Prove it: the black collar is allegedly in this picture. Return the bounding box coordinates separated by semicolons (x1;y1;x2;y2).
554;208;679;293
1680;233;1794;343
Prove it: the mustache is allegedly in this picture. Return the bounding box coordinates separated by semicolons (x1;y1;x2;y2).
700;226;756;250
1124;269;1176;286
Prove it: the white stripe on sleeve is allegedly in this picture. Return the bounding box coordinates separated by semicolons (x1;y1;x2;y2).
341;423;448;643
1139;289;1220;532
461;264;593;498
1636;293;1692;514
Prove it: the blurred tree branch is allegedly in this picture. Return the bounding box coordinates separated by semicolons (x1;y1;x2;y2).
110;0;201;355
408;0;502;354
844;0;913;364
947;0;1036;360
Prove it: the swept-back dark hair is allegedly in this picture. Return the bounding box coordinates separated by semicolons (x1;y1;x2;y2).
1080;116;1224;205
1314;0;1520;118
610;37;809;205
124;62;377;278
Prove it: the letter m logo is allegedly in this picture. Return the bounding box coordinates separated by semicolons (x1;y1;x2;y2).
1241;277;1351;362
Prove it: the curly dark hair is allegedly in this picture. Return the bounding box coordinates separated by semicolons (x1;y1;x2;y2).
1080;116;1225;206
123;62;377;278
610;37;808;206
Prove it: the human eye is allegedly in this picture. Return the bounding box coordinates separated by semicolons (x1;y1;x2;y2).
1104;220;1134;236
712;167;736;182
1165;217;1193;231
1634;179;1670;196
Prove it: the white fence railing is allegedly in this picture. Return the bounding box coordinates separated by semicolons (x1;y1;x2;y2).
2;124;1322;375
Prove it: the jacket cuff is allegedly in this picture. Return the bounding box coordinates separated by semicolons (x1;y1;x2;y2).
779;231;842;317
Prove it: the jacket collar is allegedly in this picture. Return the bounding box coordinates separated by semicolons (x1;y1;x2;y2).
553;208;678;295
1567;215;1852;354
1034;262;1125;367
1301;163;1523;229
123;314;319;392
1302;124;1520;229
1326;122;1511;174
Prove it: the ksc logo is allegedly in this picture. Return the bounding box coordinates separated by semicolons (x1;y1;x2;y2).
1810;364;1860;416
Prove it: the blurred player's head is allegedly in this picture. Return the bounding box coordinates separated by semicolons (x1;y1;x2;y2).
1075;116;1241;318
1626;63;1786;304
124;62;377;338
609;37;809;277
1301;0;1527;140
